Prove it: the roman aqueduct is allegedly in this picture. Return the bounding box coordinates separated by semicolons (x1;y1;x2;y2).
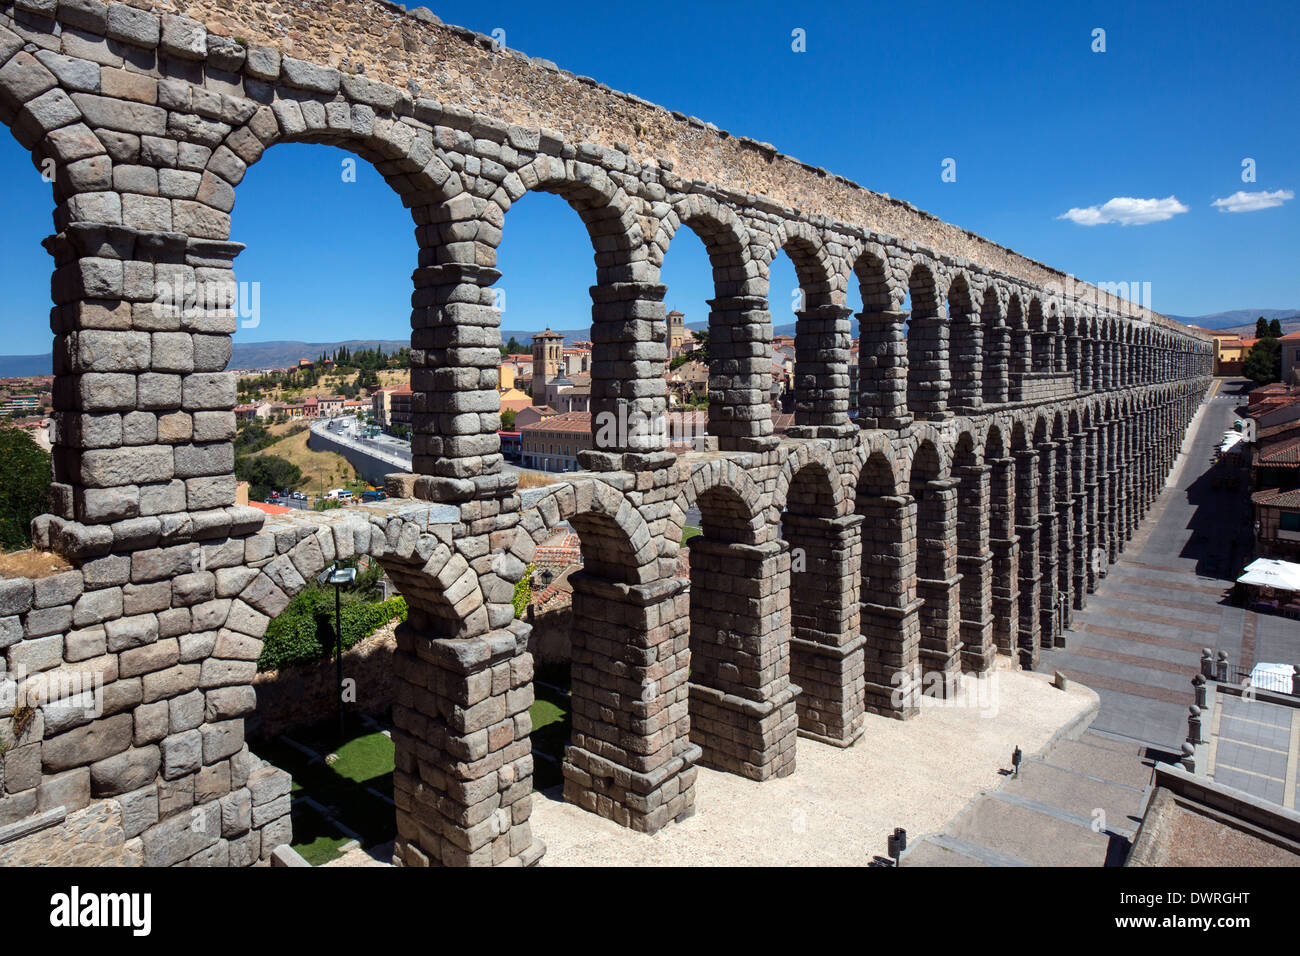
0;0;1212;866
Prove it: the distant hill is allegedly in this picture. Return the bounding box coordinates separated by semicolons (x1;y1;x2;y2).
0;354;53;378
6;308;1295;377
1167;309;1300;332
226;339;410;370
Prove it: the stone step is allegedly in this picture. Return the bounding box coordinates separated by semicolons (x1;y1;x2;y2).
945;792;1120;866
1043;739;1162;789
1006;759;1147;836
1078;728;1151;755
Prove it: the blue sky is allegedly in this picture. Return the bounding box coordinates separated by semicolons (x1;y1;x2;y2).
1;0;1297;354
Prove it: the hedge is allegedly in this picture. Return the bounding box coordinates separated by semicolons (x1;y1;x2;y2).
258;593;408;672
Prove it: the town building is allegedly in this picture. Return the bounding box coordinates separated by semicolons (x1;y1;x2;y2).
1281;331;1300;385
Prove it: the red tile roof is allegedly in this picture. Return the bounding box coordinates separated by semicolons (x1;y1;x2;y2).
1253;487;1300;508
1258;435;1300;466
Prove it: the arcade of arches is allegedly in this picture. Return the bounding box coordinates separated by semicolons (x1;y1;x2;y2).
0;0;1212;867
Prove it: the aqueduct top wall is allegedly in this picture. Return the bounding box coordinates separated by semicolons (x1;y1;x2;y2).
57;0;1199;330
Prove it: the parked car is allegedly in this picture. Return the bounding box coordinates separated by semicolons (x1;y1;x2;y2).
361;490;387;502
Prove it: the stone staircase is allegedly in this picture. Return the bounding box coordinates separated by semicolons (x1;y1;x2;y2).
902;729;1170;867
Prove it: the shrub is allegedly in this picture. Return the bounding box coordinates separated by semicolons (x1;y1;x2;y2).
259;592;407;671
512;564;534;618
0;427;51;551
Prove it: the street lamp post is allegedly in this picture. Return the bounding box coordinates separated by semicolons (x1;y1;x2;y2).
318;564;357;742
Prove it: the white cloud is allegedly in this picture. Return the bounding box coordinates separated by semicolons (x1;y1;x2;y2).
1057;196;1189;226
1211;189;1294;213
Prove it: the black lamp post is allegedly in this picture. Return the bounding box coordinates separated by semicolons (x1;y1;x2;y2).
318;564;357;742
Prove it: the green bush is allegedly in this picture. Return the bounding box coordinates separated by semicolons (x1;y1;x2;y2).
0;427;51;551
259;591;407;671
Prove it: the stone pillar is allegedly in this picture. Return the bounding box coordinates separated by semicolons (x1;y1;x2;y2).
956;463;995;672
410;259;504;487
983;320;1011;404
1106;420;1121;562
1071;432;1089;609
1067;334;1083;390
950;310;983;414
1036;442;1060;648
1122;417;1137;542
564;573;699;830
583;280;670;468
861;494;922;718
857;311;911;429
391;617;542;866
915;478;963;697
1012;324;1033;377
44;224;255;559
789;304;854;439
1014;448;1042;667
787;513;866;746
1032;330;1053;373
906;306;950;419
687;539;799;780
1084;427;1101;593
987;456;1020;659
1056;435;1076;632
706;295;778;453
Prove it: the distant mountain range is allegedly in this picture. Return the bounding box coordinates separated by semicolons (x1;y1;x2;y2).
1164;308;1300;330
2;310;1297;378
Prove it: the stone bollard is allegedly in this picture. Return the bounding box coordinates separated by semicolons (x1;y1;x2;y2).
1187;706;1202;745
1053;670;1068;690
1200;648;1214;678
1192;673;1207;708
1180;741;1196;773
1215;650;1229;682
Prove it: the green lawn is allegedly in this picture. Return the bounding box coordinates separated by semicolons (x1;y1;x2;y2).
251;715;395;866
530;680;571;793
682;525;702;543
251;683;574;863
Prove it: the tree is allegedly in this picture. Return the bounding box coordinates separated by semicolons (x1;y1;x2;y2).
0;427;50;551
1269;318;1283;339
235;454;302;500
1243;337;1282;385
500;408;516;430
1256;316;1270;339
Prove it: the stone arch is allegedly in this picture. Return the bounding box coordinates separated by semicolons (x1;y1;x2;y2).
660;195;753;294
765;222;849;435
665;457;767;550
517;478;658;582
909;438;961;694
764;219;836;309
952;427;995;671
850;242;908;427
660;197;772;451
980;283;1010;404
854;443;917;717
775;443;864;745
770;441;847;519
947;271;982;412
905;259;948;418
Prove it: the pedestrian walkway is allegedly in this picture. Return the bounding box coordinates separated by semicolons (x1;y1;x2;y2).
902;729;1160;866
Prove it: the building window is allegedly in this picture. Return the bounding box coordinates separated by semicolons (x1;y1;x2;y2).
1281;512;1300;533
